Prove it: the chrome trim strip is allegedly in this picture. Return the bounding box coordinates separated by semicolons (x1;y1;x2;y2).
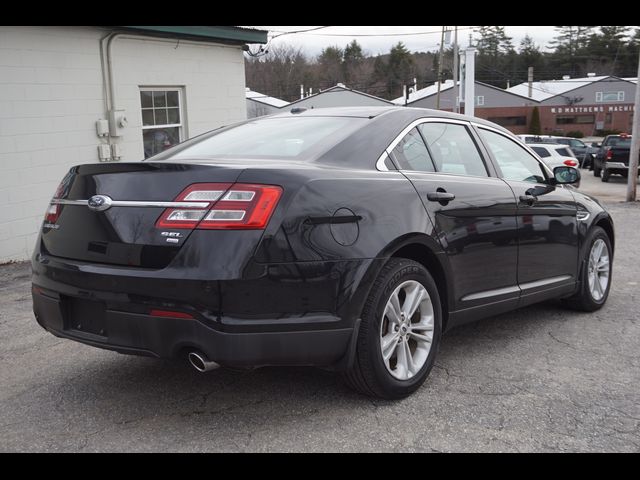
376;117;472;172
461;275;573;301
461;285;520;302
51;199;210;208
519;275;572;291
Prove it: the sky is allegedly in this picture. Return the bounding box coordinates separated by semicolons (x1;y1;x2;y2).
246;26;559;57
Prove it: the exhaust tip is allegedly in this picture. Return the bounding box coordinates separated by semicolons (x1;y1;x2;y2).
188;351;219;372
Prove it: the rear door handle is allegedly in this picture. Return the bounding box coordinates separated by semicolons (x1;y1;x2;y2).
519;194;537;205
427;191;456;202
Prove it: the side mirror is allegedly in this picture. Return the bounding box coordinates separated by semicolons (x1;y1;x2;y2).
553;166;580;185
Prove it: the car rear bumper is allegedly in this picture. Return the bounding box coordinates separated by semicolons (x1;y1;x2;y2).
32;288;354;367
31;252;378;368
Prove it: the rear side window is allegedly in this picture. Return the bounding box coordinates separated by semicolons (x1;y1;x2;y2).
418;123;488;177
531;146;551;158
390;127;435;172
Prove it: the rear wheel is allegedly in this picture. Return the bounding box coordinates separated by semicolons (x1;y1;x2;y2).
343;258;442;399
563;226;612;312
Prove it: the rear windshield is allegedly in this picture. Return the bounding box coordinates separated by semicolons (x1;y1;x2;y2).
531;146;551;158
606;137;632;148
555;147;572;157
160;116;366;161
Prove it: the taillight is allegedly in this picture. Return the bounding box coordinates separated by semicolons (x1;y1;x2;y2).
563;159;578;167
44;180;67;224
605;149;613;160
156;183;283;230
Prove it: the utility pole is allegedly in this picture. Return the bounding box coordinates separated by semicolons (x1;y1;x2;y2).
453;26;459;113
527;67;534;98
626;50;640;202
436;26;446;110
463;48;477;117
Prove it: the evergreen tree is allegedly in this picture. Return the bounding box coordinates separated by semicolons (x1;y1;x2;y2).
587;26;631;75
386;42;415;98
530;106;541;135
343;40;365;86
549;26;595;76
317;46;344;87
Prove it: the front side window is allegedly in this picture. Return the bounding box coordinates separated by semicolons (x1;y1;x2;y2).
391;127;435;172
478;128;547;183
141;88;183;159
418;122;488;177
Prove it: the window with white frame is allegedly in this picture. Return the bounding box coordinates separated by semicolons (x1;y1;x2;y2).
595;91;625;103
475;95;485;106
140;88;184;158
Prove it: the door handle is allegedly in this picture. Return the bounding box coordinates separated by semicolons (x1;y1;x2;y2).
519;194;537;205
427;191;456;203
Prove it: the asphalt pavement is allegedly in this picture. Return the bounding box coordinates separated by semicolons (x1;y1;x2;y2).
1;169;639;452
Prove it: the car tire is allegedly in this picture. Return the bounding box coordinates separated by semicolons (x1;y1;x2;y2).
342;258;442;399
601;169;610;182
562;226;612;312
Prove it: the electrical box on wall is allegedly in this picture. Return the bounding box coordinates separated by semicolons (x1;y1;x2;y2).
108;110;128;137
97;144;111;162
96;119;109;137
111;143;123;161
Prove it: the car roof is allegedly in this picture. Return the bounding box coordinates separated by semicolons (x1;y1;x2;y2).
269;106;511;129
528;143;566;149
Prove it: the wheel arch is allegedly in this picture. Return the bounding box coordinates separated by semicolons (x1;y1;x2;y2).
383;234;452;332
593;214;615;257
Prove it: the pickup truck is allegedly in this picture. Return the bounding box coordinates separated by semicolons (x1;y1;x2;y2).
593;134;640;182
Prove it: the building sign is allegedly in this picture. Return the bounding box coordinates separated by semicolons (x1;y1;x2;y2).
550;105;635;114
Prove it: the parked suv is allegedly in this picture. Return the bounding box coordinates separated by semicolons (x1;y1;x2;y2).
545;136;597;169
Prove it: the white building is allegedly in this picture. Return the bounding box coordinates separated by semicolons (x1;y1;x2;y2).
245;88;288;118
0;25;267;262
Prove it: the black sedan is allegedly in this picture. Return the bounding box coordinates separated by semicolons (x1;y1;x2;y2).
32;107;614;399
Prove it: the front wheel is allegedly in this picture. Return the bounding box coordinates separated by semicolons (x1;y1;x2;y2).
563;226;612;312
343;258;442;399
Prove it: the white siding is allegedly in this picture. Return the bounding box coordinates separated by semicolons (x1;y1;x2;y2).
0;26;247;262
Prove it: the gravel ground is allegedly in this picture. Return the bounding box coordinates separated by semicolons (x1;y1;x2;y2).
1;173;639;452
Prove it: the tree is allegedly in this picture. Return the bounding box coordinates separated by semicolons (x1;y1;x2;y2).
473;26;516;87
317;46;344;87
586;26;631;75
386;42;415;98
343;40;365;85
549;26;595;75
530;106;541;135
244;44;310;102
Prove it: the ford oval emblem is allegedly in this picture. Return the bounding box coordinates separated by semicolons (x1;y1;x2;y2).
87;195;113;212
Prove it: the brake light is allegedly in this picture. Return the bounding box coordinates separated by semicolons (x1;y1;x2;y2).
606;149;613;160
156;183;283;230
44;180;67;224
563;159;578;167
